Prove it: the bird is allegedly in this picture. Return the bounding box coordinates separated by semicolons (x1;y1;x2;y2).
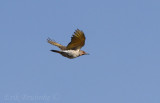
47;29;89;59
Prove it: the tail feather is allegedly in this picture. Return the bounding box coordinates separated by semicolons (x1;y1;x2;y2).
50;50;61;54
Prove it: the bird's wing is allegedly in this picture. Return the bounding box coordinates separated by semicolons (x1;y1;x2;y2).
47;38;66;50
66;29;86;50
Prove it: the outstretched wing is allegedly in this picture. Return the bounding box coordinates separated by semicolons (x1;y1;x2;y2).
47;38;66;50
66;29;86;50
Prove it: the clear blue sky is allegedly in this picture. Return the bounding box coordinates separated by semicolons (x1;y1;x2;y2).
0;0;160;103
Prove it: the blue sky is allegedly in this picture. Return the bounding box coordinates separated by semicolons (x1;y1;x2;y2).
0;0;160;103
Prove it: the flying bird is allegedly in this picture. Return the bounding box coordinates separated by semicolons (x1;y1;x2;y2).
47;29;89;59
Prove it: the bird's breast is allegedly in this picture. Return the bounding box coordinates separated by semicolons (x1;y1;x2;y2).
61;50;80;58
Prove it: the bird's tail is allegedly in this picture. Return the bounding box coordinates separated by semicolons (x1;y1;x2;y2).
47;38;66;50
50;50;62;54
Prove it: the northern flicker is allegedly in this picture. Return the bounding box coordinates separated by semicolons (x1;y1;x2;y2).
47;29;89;59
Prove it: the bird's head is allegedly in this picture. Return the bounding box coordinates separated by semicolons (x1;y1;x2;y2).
80;50;89;56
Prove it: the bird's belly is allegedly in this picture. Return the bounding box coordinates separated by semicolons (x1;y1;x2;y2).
61;50;80;59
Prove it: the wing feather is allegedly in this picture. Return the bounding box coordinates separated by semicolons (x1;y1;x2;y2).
47;38;66;50
66;29;86;50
